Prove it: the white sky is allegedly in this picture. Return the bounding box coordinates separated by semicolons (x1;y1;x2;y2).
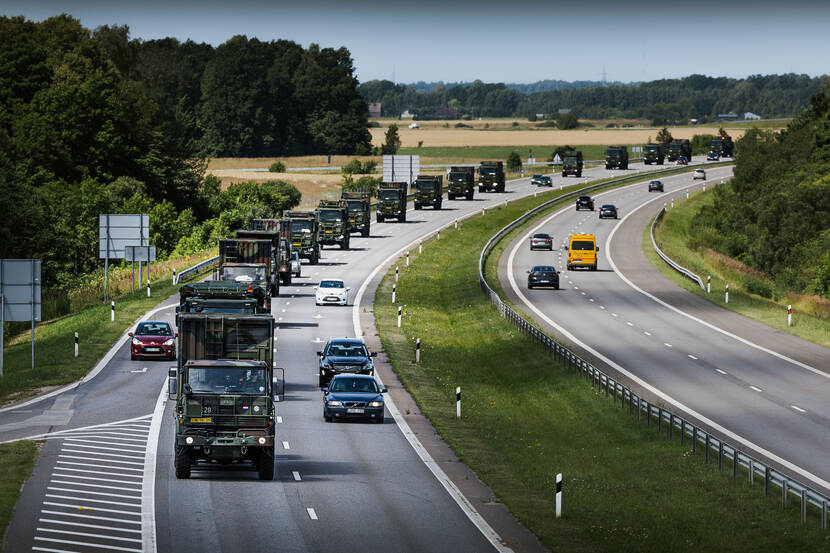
3;0;829;84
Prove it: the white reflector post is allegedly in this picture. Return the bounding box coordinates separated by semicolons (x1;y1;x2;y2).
456;386;461;418
556;473;563;518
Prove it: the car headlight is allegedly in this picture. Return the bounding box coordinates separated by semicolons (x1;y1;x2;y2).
321;361;332;369
327;400;342;407
163;339;175;346
369;401;383;408
132;338;142;346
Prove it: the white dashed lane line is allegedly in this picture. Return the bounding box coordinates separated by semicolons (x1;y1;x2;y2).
306;508;318;520
688;354;698;360
293;471;302;481
282;441;291;450
644;331;651;336
750;386;763;393
664;343;673;348
791;405;807;413
715;368;727;375
626;321;633;326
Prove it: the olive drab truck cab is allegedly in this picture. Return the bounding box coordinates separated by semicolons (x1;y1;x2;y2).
283;210;321;264
604;146;629;170
316;200;350;250
562;150;584;177
340;191;372;237
177;281;265;318
238;218;293;287
377;182;408;223
643;143;665;165
478;161;505;192
413;175;443;210
667;139;692;162
448;166;475;200
218;238;275;310
709;134;734;157
170;313;278;480
567;234;599;271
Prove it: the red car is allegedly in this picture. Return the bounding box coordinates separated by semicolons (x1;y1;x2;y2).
129;321;176;360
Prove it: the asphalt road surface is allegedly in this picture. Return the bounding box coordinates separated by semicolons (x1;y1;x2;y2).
2;158;695;553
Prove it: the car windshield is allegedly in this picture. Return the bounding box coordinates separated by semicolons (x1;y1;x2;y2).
187;366;267;395
291;220;313;233
532;266;556;273
379;190;399;200
651;181;661;185
533;175;542;179
532;233;550;239
220;266;265;283
579;196;591;201
329;378;379;393
572;240;595;251
136;322;171;336
318;210;342;223
602;205;615;209
320;280;344;288
325;343;369;357
480;168;497;176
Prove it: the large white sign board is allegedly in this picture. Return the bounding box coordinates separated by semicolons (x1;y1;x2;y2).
382;155;420;184
99;214;149;259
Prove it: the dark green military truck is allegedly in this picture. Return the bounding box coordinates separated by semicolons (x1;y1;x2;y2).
171;313;277;480
562;150;584;177
283;210;320;264
643;143;665;165
478;161;505;192
447;166;475;200
340;191;371;237
710;134;734;157
218;238;275;309
377;182;408;222
238;219;293;286
316;199;350;250
413;175;443;210
605;146;629;169
667;139;692;162
177;282;264;316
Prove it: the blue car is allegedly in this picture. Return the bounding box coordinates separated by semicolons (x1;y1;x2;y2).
322;374;387;423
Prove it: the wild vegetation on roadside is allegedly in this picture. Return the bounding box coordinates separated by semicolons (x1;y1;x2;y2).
0;441;40;550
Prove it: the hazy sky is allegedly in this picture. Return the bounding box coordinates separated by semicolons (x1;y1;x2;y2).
4;0;829;84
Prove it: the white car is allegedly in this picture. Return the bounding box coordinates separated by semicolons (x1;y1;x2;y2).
315;279;350;306
693;169;706;180
290;251;301;277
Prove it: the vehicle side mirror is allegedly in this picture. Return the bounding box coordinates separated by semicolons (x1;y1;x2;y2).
174;333;179;338
596;247;600;252
316;351;323;356
526;270;531;274
128;332;134;337
381;387;388;394
346;288;351;292
320;387;328;392
370;351;378;357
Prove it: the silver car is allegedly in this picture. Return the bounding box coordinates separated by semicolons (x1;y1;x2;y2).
290;251;301;277
693;169;706;180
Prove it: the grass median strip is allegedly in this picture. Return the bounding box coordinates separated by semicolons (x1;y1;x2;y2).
646;188;830;348
375;191;828;551
0;441;39;553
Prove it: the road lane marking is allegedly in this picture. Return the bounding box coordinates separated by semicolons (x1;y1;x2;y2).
644;331;651;336
791;405;807;413
130;367;148;374
33;536;142;552
688;355;698;360
282;441;290;450
293;471;301;481
306;508;318;520
715;368;727;375
612;313;618;317
36;526;142;543
664;343;672;348
749;386;763;393
39;517;142;533
626;321;633;326
599;306;605;310
276;416;283;424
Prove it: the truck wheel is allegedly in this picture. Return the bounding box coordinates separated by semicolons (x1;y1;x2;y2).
562;171;566;177
286;273;292;285
436;201;442;210
605;165;611;170
175;445;191;479
448;194;454;200
342;236;349;250
377;214;384;223
362;224;370;237
466;191;473;200
577;170;582;177
399;212;406;223
478;186;484;193
257;447;275;480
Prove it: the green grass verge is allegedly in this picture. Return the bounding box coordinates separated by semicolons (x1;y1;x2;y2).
0;268;212;406
374;188;829;552
0;441;39;553
646;189;830;348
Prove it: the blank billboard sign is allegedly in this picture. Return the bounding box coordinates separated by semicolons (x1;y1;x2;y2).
99;214;149;259
0;259;41;322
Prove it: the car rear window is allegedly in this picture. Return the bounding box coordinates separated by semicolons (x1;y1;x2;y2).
532;233;550;239
532;266;556;272
571;240;595;251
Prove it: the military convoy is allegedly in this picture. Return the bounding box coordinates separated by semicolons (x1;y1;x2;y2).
377;182;408;222
341;191;372;236
237;219;293;286
447;166;475;200
562;150;584;177
604;146;629;169
413;175;443;210
667;139;692;162
316;200;350;250
643;143;665;165
283;210;320;264
478;161;505;192
177;282;265;316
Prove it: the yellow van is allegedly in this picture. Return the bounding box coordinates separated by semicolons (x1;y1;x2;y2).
567;234;599;271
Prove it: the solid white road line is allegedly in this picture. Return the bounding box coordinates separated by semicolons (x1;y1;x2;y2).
59;454;144;466
749;386;763;393
36;527;142;543
51;474;141;486
792;405;807;413
50;480;141;493
715;369;727;375
33;536;141;552
293;471;301;481
42;502;141;516
306;508;318;520
48;486;140;500
40;509;141;524
39;518;142;533
50;467;142;479
45;494;140;508
688;355;698;360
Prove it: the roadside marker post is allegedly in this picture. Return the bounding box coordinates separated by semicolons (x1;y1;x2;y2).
397;306;402;328
111;301;115;322
395;266;399;282
707;275;711;294
406;251;410;267
74;332;79;358
392;284;396;304
147;278;151;297
788;305;792;327
725;284;729;304
456;387;461;418
454;218;458;229
556;473;563;518
415;338;421;363
437;231;440;240
173;269;176;285
419;241;422;254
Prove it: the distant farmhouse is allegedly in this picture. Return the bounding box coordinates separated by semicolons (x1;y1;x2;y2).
717;113;739;120
400;109;414;119
743;111;761;120
368;102;382;118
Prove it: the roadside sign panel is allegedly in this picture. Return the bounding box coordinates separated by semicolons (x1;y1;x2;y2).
382;155;420;184
125;245;157;262
0;259;41;322
99;214;149;259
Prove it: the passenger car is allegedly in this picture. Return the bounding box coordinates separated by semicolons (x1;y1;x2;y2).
575;195;594;211
317;338;377;387
599;204;618;219
675;156;689;166
535;175;552;187
529;232;554;250
527;265;560;289
290;251;301;277
706;151;720;161
530;174;545;185
129;321;176;360
322;374;386;423
693;169;706;180
648;180;664;192
315;279;350;306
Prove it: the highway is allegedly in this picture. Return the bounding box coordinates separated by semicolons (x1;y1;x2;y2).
500;165;830;496
2;158;701;553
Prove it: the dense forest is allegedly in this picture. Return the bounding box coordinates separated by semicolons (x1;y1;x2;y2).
0;14;369;293
690;82;830;298
359;74;827;123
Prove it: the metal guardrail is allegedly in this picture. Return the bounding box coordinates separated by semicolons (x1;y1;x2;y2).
477;170;830;529
650;208;705;290
174;255;219;285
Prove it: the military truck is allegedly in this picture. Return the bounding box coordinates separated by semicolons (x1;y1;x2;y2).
643;143;665;165
340;191;371;237
377;182;407;222
177;282;265;317
238;219;292;286
562;150;584;177
447;166;475;200
171;313;277;480
283;210;320;264
667;139;692;162
709;135;734;157
413;175;443;210
218;238;275;308
478;161;505;192
604;146;629;169
316;200;350;250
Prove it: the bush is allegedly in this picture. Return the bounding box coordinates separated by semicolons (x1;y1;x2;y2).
536;120;557;128
506;151;522;171
454;122;471;128
484;123;489;129
511;121;519;127
269;161;286;173
742;276;775;299
367;121;381;128
557;112;579;130
342;159;363;174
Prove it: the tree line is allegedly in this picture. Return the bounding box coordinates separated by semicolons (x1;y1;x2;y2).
0;14;370;297
359;74;827;123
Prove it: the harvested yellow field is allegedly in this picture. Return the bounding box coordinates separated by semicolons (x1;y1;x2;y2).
208;156;376;170
369;127;749;148
209;169;345;209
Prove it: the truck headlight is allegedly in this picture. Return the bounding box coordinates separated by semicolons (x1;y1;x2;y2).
185;436;194;444
258;437;266;445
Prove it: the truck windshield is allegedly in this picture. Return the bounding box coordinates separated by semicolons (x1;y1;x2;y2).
345;200;363;212
450;174;467;181
292;220;312;233
379;190;399;201
480;168;497;176
318;210;342;222
645;146;659;152
416;182;435;191
187;366;267;394
220;266;265;283
571;241;595;251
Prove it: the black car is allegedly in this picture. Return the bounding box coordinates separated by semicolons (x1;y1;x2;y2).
599;204;618;219
530;232;554;250
535;176;552;187
675;156;689;166
317;338;377;387
648;180;664;192
322;374;387;423
527;265;560;289
575;195;594;211
706;151;720;161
